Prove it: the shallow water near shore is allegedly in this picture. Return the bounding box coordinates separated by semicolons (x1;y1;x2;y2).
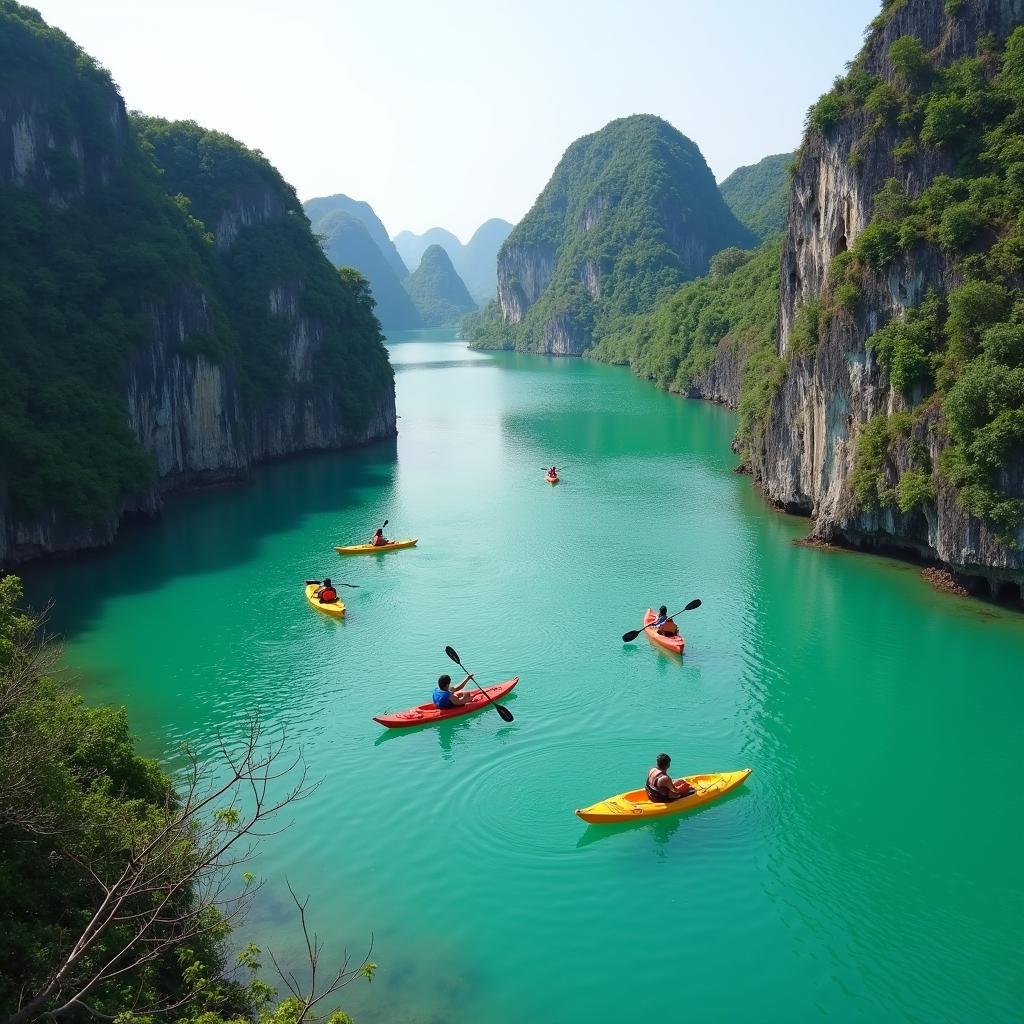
23;329;1024;1024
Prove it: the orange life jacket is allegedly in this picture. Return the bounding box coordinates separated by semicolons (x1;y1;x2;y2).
320;587;338;602
658;618;678;637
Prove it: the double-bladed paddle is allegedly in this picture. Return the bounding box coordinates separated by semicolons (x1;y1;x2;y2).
621;599;702;643
304;580;360;588
444;645;514;723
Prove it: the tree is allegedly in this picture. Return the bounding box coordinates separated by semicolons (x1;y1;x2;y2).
0;578;375;1024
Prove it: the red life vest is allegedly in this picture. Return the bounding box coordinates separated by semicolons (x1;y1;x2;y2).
320;587;338;602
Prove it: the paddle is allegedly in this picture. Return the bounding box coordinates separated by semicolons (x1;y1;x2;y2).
444;645;514;723
304;580;360;588
622;599;702;643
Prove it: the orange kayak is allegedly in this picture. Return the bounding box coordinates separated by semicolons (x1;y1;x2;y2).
546;474;559;485
643;608;684;654
373;677;519;728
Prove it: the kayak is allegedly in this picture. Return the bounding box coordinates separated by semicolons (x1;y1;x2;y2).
643;608;684;654
373;677;519;728
334;539;418;555
575;768;751;824
305;583;345;618
546;474;559;485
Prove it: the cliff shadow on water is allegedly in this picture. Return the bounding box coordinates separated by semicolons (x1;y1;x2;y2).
19;439;399;640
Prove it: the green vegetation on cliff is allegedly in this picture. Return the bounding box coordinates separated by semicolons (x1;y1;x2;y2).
589;239;783;452
138;118;393;413
808;24;1024;532
0;3;391;537
402;244;476;327
478;114;756;353
719;153;794;241
306;208;421;329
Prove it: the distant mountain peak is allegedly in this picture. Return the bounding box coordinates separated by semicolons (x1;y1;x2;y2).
393;219;512;303
403;243;477;327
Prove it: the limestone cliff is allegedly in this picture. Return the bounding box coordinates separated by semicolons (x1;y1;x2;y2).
754;0;1024;594
484;114;756;356
0;5;395;567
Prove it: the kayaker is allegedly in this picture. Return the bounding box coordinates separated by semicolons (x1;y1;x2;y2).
433;672;474;709
548;466;558;478
654;605;678;637
370;527;390;547
645;753;695;802
315;578;339;604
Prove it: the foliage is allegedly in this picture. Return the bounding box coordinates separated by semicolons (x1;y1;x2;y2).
402;244;477;327
460;300;516;350
889;36;933;88
718;153;794;241
469;115;755;352
868;292;943;394
823;27;1024;533
588;239;782;453
0;5;392;535
0;576;375;1024
302;208;421;329
710;247;754;277
896;468;936;511
789;298;823;357
852;414;899;509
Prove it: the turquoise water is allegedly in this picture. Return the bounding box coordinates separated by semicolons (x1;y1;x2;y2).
23;330;1024;1024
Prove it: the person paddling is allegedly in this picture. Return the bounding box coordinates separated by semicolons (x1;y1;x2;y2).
370;527;390;547
653;605;678;637
433;672;474;709
645;753;695;802
547;466;558;479
315;578;339;604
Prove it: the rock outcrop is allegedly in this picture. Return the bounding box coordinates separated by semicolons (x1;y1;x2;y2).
753;0;1024;594
487;114;756;356
0;5;395;568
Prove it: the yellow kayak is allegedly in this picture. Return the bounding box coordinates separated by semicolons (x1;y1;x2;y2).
305;583;345;618
334;539;418;555
575;768;751;824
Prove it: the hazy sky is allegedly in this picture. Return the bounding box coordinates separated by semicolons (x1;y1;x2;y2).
32;0;879;240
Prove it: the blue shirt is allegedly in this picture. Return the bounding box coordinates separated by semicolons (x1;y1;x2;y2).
433;687;453;709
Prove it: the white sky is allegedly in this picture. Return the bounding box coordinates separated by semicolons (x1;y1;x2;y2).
30;0;879;240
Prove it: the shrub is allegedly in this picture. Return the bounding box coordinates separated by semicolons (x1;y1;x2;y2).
892;137;917;161
890;36;932;88
852;415;896;509
937;200;988;251
855;220;902;269
866;82;902;121
868;294;942;394
710;247;754;277
921;95;970;146
945;281;1011;358
807;93;845;135
873;177;912;220
789;297;823;356
896;468;936;511
981;321;1024;366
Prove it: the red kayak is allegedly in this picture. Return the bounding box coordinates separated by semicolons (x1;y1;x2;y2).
373;677;519;728
643;608;685;655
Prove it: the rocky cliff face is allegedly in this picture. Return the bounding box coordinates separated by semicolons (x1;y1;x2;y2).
0;8;395;567
753;0;1024;593
489;114;756;356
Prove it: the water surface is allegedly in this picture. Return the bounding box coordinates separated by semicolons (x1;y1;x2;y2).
24;330;1024;1024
